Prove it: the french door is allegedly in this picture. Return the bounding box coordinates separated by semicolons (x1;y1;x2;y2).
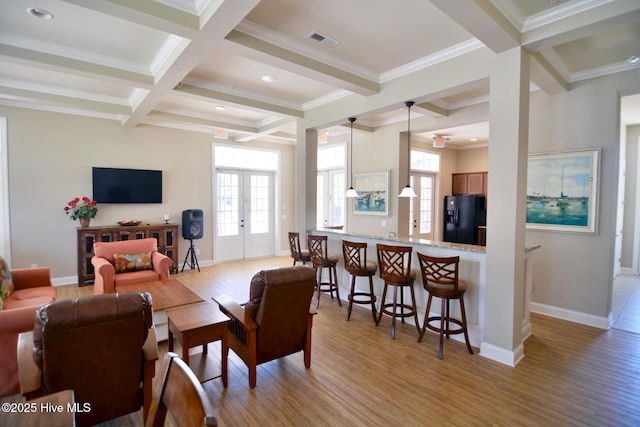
409;172;435;240
215;169;274;262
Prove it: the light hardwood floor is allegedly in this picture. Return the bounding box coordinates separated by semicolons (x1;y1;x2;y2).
3;256;640;426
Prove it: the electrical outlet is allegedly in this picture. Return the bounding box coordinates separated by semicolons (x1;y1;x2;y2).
381;220;387;227
31;264;38;268
195;249;200;256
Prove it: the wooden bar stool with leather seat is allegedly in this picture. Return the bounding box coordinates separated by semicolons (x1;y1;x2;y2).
308;234;342;309
417;253;473;359
288;231;311;265
342;240;378;322
375;244;421;339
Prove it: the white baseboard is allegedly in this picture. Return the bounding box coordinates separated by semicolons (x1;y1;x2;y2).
479;342;524;367
53;276;77;286
530;302;609;329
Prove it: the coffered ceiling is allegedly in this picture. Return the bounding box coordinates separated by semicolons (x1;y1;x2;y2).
0;0;638;148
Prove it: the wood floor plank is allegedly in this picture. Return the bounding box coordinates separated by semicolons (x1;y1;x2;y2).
2;256;640;427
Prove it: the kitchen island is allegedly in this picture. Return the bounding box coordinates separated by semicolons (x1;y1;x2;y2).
308;228;540;354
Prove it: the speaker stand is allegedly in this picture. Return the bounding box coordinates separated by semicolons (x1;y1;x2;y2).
182;239;200;272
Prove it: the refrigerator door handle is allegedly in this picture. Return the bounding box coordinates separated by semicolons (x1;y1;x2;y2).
454;207;459;227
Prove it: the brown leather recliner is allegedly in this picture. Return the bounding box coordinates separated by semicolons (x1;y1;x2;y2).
216;266;317;388
17;292;158;427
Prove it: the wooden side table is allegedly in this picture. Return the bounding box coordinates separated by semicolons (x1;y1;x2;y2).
166;300;230;387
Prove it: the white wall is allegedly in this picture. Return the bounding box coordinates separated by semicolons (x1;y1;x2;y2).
0;106;296;280
526;70;639;320
622;125;640;270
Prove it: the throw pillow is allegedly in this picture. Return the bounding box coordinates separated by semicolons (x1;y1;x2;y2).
113;252;153;274
0;255;14;300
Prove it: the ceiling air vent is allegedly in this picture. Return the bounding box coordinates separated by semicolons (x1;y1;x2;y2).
307;31;340;48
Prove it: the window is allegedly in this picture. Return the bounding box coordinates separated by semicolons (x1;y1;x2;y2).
317;144;346;228
411;150;440;172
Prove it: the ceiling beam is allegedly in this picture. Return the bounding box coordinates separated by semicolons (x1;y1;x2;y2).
521;1;640;52
148;110;256;133
60;0;201;38
224;30;380;96
0;86;131;115
530;52;569;95
174;84;303;118
428;0;521;53
0;44;154;87
121;0;261;127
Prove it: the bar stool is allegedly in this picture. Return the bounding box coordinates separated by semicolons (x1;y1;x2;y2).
342;240;377;322
308;234;342;308
288;231;311;265
375;244;421;339
417;253;473;359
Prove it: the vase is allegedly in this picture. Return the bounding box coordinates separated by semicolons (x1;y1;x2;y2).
79;217;90;228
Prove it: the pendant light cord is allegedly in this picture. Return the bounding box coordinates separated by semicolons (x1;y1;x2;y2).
349;117;356;188
405;101;414;185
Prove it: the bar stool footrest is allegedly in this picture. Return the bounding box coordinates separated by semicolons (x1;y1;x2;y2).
425;316;466;336
349;292;376;305
381;303;417;318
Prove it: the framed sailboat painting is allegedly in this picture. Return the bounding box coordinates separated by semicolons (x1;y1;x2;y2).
526;148;600;234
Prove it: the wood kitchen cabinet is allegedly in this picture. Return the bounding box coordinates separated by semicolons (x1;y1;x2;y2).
452;172;487;195
77;223;179;285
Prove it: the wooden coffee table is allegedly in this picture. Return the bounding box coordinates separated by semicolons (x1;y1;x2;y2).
117;278;204;341
166;300;230;386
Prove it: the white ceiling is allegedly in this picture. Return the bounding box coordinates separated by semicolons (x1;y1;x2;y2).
0;0;639;148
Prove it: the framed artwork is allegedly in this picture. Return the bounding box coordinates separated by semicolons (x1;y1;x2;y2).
354;171;389;215
526;148;600;234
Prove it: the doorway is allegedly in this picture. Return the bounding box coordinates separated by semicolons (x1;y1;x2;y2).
215;169;275;262
409;172;435;240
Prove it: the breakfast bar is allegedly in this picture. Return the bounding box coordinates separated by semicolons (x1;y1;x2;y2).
308;228;540;350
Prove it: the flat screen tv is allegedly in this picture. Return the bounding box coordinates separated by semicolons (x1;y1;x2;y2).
92;167;162;204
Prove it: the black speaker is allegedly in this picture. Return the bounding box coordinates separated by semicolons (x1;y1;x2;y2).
182;209;203;240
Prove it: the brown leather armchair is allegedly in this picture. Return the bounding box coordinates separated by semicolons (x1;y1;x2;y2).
17;292;158;427
216;266;317;388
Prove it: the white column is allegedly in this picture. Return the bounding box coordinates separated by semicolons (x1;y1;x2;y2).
481;47;530;366
295;126;318;234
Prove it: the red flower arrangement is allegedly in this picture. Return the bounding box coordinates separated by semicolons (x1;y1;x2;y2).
64;196;98;220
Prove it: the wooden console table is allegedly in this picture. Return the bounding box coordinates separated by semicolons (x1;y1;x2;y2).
77;223;179;285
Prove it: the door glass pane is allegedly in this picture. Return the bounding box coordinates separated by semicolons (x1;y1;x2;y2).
250;175;269;234
420;176;433;234
409;175;415;236
317;174;324;229
217;173;239;237
331;172;345;226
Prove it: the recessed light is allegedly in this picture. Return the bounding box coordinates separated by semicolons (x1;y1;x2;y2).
215;106;226;111
470;138;478;142
27;8;54;19
261;75;279;83
628;55;640;65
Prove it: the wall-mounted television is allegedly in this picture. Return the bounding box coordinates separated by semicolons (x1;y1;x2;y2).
92;167;162;204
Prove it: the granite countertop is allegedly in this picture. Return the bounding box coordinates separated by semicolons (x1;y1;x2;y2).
311;228;541;254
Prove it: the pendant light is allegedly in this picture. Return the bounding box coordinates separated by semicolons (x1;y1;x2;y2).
345;117;359;198
399;101;417;198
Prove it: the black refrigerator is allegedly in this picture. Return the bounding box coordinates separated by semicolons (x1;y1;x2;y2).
443;195;486;245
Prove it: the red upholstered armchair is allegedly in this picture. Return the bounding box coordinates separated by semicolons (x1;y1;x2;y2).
92;238;171;294
216;266;317;388
0;264;56;397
